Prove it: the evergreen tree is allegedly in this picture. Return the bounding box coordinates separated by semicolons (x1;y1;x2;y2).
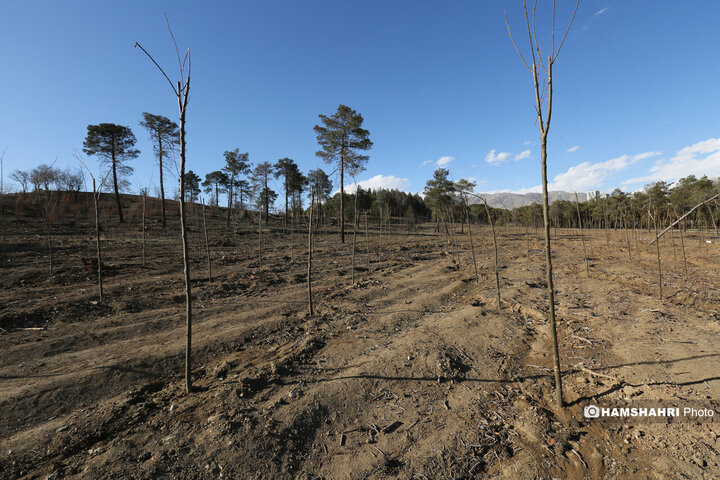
83;123;139;223
314;104;372;243
222;149;250;226
140;112;179;227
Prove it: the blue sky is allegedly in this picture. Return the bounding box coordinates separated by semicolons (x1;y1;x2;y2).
2;1;720;203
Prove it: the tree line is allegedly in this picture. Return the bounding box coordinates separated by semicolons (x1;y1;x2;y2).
8;160;720;235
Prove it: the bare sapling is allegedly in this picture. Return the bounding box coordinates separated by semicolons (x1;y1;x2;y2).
1;146;6;267
202;199;212;282
675;207;688;276
365;211;370;269
622;210;632;261
699;216;705;252
709;203;720;237
652;208;663;300
450;209;459;268
351;183;358;286
505;0;579;407
604;196;610;246
136;15;193;393
76;152;111;302
142;191;146;266
308;187;314;316
466;202;479;284
525;223;531;259
455;181;478;283
41;194;54;277
669;215;677;261
483;198;501;309
574;193;590;277
290;208;294;263
647;192;720;247
258;212;263;269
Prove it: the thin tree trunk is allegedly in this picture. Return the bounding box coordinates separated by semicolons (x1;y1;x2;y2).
365;212;369;269
111;149;124;223
670;217;677;262
202;199;211;282
177;79;193;395
308;188;314;316
525;224;531;259
678;214;688;276
653;209;663;300
574;193;589;277
351;185;358;285
465;198;479;284
623;211;632;261
258;213;263;269
142;192;146;266
159;135;166;228
43;211;53;276
226;178;233;228
483;199;501;309
340;158;345;243
93;180;103;303
604;196;609;246
1;217;6;268
536;60;563;407
290;208;294;263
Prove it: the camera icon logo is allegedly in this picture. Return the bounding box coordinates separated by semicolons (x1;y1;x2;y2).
584;405;600;418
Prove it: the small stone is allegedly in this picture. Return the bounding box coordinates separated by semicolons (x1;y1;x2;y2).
288;390;298;399
55;425;68;432
169;404;178;412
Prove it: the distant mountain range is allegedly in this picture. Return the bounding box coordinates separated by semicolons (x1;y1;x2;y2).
468;191;579;209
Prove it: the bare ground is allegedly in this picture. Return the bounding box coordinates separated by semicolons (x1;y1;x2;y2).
2;203;720;479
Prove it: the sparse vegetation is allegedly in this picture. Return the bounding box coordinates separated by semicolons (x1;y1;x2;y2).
3;4;720;480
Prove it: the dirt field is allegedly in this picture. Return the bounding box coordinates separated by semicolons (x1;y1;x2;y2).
2;197;720;479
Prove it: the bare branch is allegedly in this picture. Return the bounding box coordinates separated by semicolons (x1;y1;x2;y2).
504;11;532;72
134;42;179;96
523;0;537;68
544;58;553;130
554;0;580;60
187;49;192;80
165;12;184;83
648;193;720;246
182;49;190;81
532;0;548;75
74;150;112;197
550;0;560;57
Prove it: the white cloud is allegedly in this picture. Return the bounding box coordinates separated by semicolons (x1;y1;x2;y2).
341;174;411;194
485;149;512;165
567;145;580;153
523;140;532;145
594;7;608;16
543;151;660;191
436;155;454;166
422;156;454;167
514;149;531;161
486;148;531;165
631;151;663;161
510;150;662;193
624;138;720;185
